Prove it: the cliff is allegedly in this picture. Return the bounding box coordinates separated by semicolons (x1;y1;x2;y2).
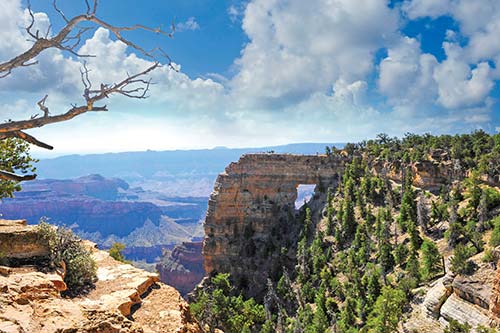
0;220;200;333
157;242;205;296
201;152;500;330
203;153;346;298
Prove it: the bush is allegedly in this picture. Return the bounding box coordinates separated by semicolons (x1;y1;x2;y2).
190;273;266;333
490;216;500;247
108;242;129;263
482;248;495;263
37;221;97;295
444;319;471;333
450;244;475;275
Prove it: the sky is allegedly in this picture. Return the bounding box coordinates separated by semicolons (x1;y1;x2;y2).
0;0;499;156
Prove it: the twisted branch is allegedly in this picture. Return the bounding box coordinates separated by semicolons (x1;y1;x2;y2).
0;0;172;182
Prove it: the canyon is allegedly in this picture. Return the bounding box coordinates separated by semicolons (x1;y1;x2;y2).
201;151;500;330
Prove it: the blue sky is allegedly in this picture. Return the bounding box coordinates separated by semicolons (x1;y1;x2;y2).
1;0;499;155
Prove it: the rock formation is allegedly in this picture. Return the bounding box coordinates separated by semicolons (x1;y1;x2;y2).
157;242;205;296
0;220;200;333
0;219;49;263
203;154;346;298
490;259;500;320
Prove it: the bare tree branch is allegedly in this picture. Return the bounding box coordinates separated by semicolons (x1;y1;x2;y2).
0;0;173;77
0;1;171;183
0;62;159;134
0;131;53;150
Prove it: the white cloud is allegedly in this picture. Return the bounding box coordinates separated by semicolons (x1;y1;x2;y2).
227;5;240;23
176;17;200;32
379;37;438;112
0;0;497;156
433;42;494;109
403;0;500;78
402;0;451;19
230;0;399;107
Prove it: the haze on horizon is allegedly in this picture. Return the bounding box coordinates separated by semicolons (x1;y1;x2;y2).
1;0;499;157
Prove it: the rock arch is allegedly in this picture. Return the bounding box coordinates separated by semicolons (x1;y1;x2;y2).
202;153;347;297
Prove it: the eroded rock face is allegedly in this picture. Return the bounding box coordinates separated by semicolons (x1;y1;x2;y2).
490;260;500;319
157;242;205;296
0;219;49;262
0;220;200;333
203;154;346;298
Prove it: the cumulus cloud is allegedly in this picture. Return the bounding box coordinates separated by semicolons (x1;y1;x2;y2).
379;37;438;112
402;0;451;19
230;0;399;107
403;0;500;78
433;42;494;109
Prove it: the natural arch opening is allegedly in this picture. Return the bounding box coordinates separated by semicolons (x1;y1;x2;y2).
295;184;317;210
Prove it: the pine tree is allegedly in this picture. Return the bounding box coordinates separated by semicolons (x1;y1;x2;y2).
342;195;356;243
366;286;406;333
378;227;395;275
421;239;442;281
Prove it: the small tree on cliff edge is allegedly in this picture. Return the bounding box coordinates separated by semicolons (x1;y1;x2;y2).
0;0;175;199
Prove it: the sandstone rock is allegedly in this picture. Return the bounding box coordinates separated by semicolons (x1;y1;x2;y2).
0;220;200;332
157;242;205;296
453;275;491;310
423;276;452;318
440;293;492;327
0;266;11;276
0;219;49;261
203;154;346;298
490;259;500;319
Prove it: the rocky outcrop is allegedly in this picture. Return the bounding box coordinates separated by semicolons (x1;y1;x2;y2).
0;220;200;333
440;294;492;327
423;276;452;318
490;259;500;319
203;154;346;298
157;242;204;296
371;158;452;192
453;275;492;310
0;219;49;262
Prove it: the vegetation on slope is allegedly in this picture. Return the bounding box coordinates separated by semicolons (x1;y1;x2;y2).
37;221;97;296
191;131;500;333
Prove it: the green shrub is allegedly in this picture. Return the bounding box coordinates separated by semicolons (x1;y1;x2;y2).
490;216;500;247
450;244;475;275
190;273;266;333
108;242;129;263
37;221;97;295
482;248;495;263
444;319;471;333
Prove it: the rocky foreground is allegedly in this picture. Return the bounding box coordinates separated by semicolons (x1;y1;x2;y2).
0;219;200;333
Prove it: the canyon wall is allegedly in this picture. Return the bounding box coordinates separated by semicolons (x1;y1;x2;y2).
203;154;346;298
157;241;205;296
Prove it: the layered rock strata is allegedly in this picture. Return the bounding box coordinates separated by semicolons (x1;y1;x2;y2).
0;219;49;262
157;241;205;296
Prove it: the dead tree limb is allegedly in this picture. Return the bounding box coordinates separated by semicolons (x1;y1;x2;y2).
0;0;173;182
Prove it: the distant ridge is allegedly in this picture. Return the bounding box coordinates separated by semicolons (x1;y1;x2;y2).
36;143;345;180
